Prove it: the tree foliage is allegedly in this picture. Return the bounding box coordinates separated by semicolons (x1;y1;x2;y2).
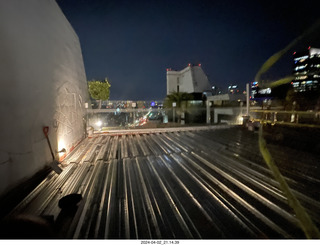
163;92;193;109
164;92;194;122
285;89;320;110
88;78;111;108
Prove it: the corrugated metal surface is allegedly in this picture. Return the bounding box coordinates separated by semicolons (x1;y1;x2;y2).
6;126;320;239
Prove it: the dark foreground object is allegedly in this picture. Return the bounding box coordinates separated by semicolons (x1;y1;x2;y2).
0;215;55;239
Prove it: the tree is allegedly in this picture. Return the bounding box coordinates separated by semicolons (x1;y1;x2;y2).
164;92;193;108
164;92;193;122
88;78;111;109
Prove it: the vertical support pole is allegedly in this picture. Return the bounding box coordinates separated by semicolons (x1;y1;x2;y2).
181;112;185;125
132;102;136;128
173;108;176;123
84;102;89;137
172;102;176;123
246;83;250;116
206;100;211;124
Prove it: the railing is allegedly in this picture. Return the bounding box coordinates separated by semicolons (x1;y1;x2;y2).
250;109;320;127
86;107;209;132
87;108;166;130
91;100;163;109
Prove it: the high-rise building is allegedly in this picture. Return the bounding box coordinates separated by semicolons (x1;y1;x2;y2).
166;64;211;95
292;47;320;92
250;81;272;100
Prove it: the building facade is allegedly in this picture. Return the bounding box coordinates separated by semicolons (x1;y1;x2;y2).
0;0;90;195
166;64;211;95
292;47;320;92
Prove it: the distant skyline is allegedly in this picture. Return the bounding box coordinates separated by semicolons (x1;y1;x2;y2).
57;0;320;100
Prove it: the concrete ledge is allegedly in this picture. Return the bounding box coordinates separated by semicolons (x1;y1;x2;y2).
94;124;232;136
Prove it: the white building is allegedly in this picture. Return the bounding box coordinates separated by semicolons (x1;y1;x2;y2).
166;64;211;95
0;0;90;195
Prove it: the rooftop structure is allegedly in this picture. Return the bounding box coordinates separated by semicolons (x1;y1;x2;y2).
166;64;211;95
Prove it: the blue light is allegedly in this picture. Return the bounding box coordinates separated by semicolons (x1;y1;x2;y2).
151;101;155;107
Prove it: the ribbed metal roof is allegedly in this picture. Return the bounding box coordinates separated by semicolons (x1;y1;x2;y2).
5;126;320;239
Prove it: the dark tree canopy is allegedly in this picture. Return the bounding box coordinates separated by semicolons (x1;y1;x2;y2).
88;78;111;108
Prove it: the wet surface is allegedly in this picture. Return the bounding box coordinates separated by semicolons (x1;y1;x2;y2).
3;126;320;239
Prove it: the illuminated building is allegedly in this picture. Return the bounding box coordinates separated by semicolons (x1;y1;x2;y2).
250;81;272;100
292;47;320;92
251;81;259;99
166;64;211;95
228;85;240;94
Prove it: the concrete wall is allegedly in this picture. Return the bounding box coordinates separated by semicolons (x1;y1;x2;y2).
213;107;246;124
191;66;211;93
0;0;90;195
166;71;180;95
167;65;211;95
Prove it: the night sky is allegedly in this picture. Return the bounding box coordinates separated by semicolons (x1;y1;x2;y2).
56;0;320;100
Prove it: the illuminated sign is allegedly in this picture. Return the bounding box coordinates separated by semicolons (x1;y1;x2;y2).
258;88;271;94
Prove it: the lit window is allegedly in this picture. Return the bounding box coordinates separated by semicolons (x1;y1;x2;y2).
294;55;308;61
296;76;308;80
295;65;307;71
292;82;300;87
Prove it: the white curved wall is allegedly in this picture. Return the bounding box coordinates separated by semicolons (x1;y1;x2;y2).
0;0;90;195
167;65;211;95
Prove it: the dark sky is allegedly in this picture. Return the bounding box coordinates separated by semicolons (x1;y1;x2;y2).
56;0;320;100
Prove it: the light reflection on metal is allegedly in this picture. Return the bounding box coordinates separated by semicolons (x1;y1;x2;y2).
57;138;67;160
7;126;319;239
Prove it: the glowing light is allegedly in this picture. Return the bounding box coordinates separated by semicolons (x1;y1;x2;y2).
237;116;244;125
58;139;67;160
96;120;102;127
294;55;308;61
